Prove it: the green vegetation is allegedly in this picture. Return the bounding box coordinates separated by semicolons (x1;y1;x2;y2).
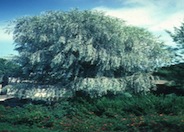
1;10;183;132
153;63;184;95
151;21;184;96
0;94;183;132
167;21;184;48
0;58;21;78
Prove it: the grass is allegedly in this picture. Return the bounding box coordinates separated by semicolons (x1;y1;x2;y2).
0;93;183;132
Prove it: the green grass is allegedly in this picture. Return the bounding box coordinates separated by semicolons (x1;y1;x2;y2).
0;93;183;132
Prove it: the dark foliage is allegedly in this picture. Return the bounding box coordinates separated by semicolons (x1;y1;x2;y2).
153;63;184;95
0;94;183;131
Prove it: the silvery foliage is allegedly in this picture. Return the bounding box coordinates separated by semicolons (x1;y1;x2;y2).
10;9;170;96
3;84;70;101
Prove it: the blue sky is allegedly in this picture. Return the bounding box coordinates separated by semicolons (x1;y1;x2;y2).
0;0;184;57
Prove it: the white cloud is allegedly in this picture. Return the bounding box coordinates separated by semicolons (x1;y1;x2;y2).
93;0;184;45
150;12;184;32
93;6;156;27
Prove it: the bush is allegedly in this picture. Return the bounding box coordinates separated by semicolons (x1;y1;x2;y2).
0;94;183;131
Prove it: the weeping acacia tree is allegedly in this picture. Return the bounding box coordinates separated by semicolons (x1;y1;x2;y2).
10;10;169;95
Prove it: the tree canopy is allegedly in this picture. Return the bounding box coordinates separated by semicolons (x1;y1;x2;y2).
0;58;21;78
168;21;184;47
167;21;184;64
10;10;169;94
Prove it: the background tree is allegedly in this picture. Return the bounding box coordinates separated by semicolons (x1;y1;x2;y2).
0;58;22;85
167;21;184;64
153;21;184;95
153;63;184;95
0;58;7;76
0;58;21;78
168;21;184;47
10;10;170;95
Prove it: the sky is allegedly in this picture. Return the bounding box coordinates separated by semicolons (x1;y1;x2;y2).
0;0;184;58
